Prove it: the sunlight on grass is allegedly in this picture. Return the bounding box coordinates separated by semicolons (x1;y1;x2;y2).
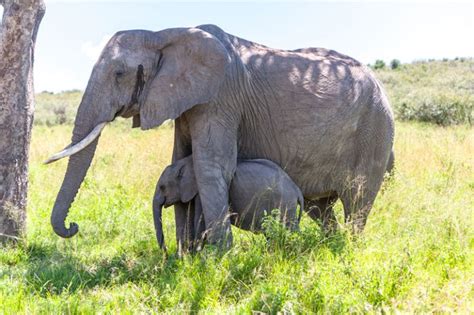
0;122;472;313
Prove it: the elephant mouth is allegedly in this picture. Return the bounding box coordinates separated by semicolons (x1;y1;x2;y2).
163;197;180;208
116;102;139;118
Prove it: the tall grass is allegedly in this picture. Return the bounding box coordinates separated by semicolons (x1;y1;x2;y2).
0;121;472;313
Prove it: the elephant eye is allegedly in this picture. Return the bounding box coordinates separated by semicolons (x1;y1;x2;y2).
115;70;125;77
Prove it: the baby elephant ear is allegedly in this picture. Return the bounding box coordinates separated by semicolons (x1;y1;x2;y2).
140;28;230;130
179;163;198;203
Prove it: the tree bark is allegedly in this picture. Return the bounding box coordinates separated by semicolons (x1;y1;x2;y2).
0;0;45;242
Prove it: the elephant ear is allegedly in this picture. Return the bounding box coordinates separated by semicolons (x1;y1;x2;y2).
140;28;230;130
178;162;198;203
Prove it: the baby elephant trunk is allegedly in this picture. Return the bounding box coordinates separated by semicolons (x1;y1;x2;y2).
153;194;166;251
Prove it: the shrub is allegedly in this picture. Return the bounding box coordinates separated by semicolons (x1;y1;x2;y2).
35;90;82;126
53;105;67;125
374;59;385;69
390;59;401;69
398;93;473;126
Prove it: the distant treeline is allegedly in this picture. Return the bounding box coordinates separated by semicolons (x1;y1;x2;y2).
36;58;473;126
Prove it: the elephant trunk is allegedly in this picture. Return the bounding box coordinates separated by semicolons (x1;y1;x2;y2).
50;85;105;238
51;138;99;237
153;194;166;251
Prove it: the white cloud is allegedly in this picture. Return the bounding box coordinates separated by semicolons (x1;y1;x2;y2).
81;35;111;61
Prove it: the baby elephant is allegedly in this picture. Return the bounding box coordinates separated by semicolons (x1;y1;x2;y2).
153;155;304;250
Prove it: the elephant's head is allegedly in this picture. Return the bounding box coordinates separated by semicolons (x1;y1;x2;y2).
46;28;229;238
156;156;198;207
153;156;198;249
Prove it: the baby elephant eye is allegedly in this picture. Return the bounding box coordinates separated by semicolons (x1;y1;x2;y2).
159;184;165;191
115;70;125;77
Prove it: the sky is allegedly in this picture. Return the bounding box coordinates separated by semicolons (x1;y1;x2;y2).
11;1;473;92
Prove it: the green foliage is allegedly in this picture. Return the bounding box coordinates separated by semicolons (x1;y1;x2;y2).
376;58;474;125
390;59;401;69
35;90;82;126
374;59;385;69
1;123;472;313
398;93;473;126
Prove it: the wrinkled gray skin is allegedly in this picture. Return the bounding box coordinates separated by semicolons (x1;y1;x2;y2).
153;156;304;250
50;24;394;254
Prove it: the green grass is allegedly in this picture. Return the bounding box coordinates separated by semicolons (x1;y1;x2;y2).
1;122;472;313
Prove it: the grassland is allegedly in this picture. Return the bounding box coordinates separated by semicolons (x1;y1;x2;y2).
376;58;473;125
0;120;472;313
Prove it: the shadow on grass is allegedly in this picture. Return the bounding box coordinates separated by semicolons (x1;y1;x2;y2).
21;221;350;312
24;242;177;297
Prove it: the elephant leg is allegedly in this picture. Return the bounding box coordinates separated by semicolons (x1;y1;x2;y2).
192;159;234;249
340;127;391;234
172;118;193;256
174;202;196;256
193;195;206;251
339;175;381;234
340;109;393;234
186;107;238;249
305;196;338;233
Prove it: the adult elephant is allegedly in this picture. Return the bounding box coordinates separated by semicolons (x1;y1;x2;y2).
46;24;394;253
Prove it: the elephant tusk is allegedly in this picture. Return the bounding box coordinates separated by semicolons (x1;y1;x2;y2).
44;122;108;165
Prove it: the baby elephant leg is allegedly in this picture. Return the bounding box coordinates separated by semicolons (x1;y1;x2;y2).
280;200;303;232
193;196;206;251
281;208;299;231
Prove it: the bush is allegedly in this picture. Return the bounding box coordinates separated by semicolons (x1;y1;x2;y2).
398;93;473;126
34;90;82;126
374;59;385;69
375;58;474;125
390;59;401;69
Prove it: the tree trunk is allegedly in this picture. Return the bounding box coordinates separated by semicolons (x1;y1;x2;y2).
0;0;45;242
